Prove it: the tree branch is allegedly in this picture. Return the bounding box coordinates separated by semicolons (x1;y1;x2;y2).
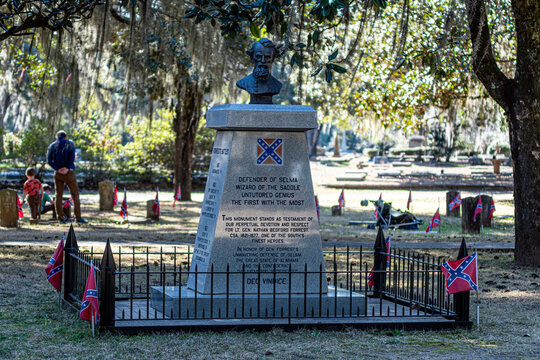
464;0;511;109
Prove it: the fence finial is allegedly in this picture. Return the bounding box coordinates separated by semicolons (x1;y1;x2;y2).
455;237;471;324
100;238;116;329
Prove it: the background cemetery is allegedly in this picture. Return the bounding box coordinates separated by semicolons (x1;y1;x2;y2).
1;0;539;358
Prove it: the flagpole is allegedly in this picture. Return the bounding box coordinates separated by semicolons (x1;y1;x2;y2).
58;290;61;308
476;290;480;329
91;313;95;337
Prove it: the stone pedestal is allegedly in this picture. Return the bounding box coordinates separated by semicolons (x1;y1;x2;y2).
0;189;18;227
480;194;493;227
146;200;159;221
187;105;328;295
99;181;114;211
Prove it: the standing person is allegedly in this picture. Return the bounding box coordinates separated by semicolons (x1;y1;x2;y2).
22;167;43;224
40;184;57;220
46;130;88;224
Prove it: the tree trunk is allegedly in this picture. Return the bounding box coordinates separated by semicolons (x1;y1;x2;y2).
465;0;540;266
173;78;203;201
306;124;321;159
0;89;11;157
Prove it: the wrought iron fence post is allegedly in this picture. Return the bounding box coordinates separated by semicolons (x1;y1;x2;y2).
454;238;470;323
63;224;78;302
373;226;387;296
100;239;116;329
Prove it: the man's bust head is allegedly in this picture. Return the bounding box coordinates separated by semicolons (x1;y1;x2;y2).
236;38;282;104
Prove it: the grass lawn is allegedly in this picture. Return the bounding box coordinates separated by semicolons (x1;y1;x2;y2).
0;247;538;359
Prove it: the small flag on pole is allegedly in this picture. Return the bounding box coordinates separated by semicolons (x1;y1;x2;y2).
119;189;128;219
45;237;64;292
407;190;412;211
373;193;382;219
448;192;462;212
473;196;483;223
488;199;495;221
368;267;374;289
385;235;391;268
152;188;160;216
79;261;99;322
426;208;441;233
315;195;320;221
172;184;181;207
18;67;26;86
63;198;73;209
16;193;24;220
441;252;478;295
113;184;119;207
338;188;345;209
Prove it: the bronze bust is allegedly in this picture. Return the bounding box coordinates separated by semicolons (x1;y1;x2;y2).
236;38;282;104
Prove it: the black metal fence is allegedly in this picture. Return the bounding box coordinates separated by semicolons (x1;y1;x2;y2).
62;225;470;331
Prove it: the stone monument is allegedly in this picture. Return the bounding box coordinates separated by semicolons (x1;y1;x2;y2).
150;39;364;318
0;189;18;228
99;180;114;211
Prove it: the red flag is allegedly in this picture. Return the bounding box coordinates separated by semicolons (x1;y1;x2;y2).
489;199;495;221
79;261;99;322
406;190;412;210
113;184;119;207
338;188;345;209
473;196;483;223
368;267;374;289
119;189;128;219
16;194;24;220
45;237;64;291
385;235;391;268
448;192;462;212
63;198;73;209
152;188;160;216
172;184;181;207
441;252;478;295
65;73;72;83
315;195;320;221
426;208;441;233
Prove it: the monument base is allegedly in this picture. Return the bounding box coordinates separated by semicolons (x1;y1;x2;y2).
150;286;366;319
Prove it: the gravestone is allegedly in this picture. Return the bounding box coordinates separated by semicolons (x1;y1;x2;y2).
480;194;493;227
0;189;18;227
446;190;460;217
99;181;114;211
461;196;481;234
146;200;159;221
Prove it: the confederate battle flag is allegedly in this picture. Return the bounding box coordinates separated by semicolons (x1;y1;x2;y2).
16;193;23;219
441;252;478;295
45;237;64;291
63;198;73;209
152;188;160;216
489;199;495;221
407;190;412;211
448;192;462;212
426;208;441;233
473;196;483;223
113;184;119;207
119;189;128;219
385;235;391;268
368;267;374;289
172;184;181;207
79;261;99;322
338;188;345;209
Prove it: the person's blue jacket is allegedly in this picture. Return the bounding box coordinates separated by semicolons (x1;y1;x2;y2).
47;137;76;171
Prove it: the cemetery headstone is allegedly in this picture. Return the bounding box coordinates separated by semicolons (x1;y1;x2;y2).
408;135;425;148
480;194;493;227
99;180;114;211
146;200;159;221
461;196;481;234
0;189;18;227
150;39;364;318
446;190;460;217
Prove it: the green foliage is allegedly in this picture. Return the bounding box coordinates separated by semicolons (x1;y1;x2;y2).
118;110;175;177
16;120;51;165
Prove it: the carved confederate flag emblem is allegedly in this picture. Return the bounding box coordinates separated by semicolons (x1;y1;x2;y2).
257;138;283;165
